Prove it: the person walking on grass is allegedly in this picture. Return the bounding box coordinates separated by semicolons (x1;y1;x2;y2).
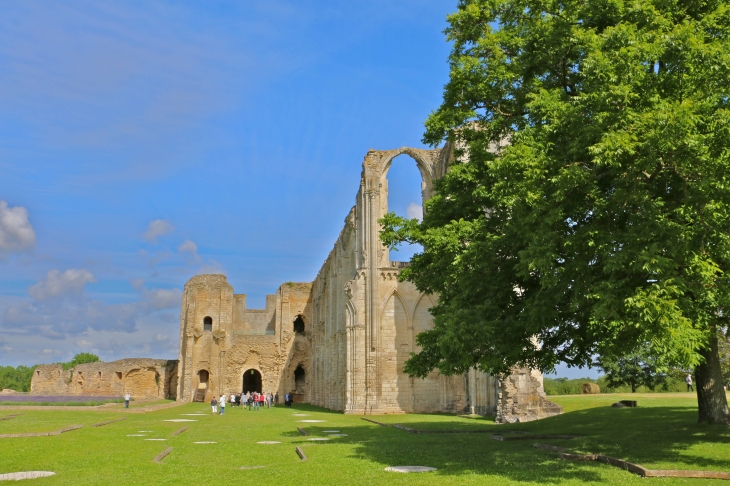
686;373;694;392
211;396;217;415
259;392;265;409
253;392;260;411
124;393;130;409
275;392;279;407
219;393;226;415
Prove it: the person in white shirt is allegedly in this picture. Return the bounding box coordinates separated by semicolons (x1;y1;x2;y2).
219;394;226;414
124;393;130;408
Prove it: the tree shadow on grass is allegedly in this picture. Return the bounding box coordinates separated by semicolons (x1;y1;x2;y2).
343;404;730;482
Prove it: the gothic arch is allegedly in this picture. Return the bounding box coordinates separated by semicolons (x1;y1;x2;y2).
379;287;411;327
378;147;442;190
409;293;436;322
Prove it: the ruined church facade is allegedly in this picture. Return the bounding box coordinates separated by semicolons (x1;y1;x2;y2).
176;146;562;422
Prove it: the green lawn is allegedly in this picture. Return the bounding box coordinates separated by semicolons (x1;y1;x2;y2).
0;393;728;485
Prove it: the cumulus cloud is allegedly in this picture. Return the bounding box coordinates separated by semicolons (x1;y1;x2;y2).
0;201;36;252
406;202;423;221
28;268;96;301
1;270;182;339
178;239;197;254
142;219;174;243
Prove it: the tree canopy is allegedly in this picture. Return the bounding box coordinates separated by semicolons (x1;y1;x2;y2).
380;0;730;423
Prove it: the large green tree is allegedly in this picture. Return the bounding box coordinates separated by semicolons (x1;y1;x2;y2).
381;0;730;423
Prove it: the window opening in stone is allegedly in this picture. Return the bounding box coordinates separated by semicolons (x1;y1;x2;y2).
385;154;425;261
198;370;209;384
294;365;305;393
293;315;305;334
98;371;102;378
242;369;262;394
203;316;213;331
116;372;122;380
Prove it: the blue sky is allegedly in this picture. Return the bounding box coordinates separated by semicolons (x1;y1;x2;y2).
0;0;596;378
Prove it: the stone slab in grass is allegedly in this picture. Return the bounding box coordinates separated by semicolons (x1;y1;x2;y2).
322;430;340;433
0;471;56;481
298;420;325;423
385;466;437;473
194;441;217;444
328;434;348;437
307;438;330;441
139;430;153;433
127;434;147;437
163;419;197;422
257;441;281;444
145;438;167;441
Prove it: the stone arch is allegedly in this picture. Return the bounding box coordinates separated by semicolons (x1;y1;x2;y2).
293;314;306;334
379;287;411;326
241;368;262;394
378;148;438;193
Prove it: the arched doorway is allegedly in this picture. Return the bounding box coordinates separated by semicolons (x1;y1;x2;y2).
242;369;262;394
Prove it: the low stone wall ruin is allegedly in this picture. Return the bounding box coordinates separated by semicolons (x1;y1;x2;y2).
30;358;178;400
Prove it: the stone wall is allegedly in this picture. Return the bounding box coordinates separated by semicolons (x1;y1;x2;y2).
172;145;563;424
495;368;563;423
30;359;178;399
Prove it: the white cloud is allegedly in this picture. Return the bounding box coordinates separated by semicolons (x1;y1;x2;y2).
178;239;198;255
142;219;174;242
142;288;182;311
28;268;96;301
2;272;181;339
0;201;36;252
406;202;423;221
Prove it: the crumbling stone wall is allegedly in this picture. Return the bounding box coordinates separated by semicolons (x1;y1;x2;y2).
495;368;563;423
30;359;178;399
172;145;562;424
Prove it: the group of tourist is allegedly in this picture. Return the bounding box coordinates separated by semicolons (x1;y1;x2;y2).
210;391;279;414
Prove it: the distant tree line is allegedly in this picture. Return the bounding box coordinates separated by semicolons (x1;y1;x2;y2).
0;353;100;392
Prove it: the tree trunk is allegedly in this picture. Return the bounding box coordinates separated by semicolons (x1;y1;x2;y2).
695;331;730;425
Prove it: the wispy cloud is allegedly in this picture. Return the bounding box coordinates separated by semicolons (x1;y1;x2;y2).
142;219;174;243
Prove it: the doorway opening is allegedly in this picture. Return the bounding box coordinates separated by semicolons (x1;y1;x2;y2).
293;315;305;334
242;369;262;394
294;365;305;393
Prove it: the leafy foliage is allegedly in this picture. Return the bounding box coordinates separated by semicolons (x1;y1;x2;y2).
0;365;37;392
60;352;101;371
596;346;668;393
380;0;730;422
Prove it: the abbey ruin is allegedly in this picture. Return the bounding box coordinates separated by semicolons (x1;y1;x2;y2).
175;145;562;422
29;144;561;422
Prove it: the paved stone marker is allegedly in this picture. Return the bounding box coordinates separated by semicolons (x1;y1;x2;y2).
145;438;167;441
328;434;348;437
257;441;281;444
307;438;330;441
127;434;146;437
0;471;56;481
194;441;217;444
298;420;325;423
163;419;197;422
323;430;340;433
385;466;437;473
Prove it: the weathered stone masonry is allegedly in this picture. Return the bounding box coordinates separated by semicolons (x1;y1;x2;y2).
28;143;561;422
175;145;563;422
31;359;177;399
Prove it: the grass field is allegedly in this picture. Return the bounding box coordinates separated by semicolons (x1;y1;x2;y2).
1;392;728;485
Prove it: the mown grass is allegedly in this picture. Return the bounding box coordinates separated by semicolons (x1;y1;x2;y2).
0;393;728;485
0;399;124;407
